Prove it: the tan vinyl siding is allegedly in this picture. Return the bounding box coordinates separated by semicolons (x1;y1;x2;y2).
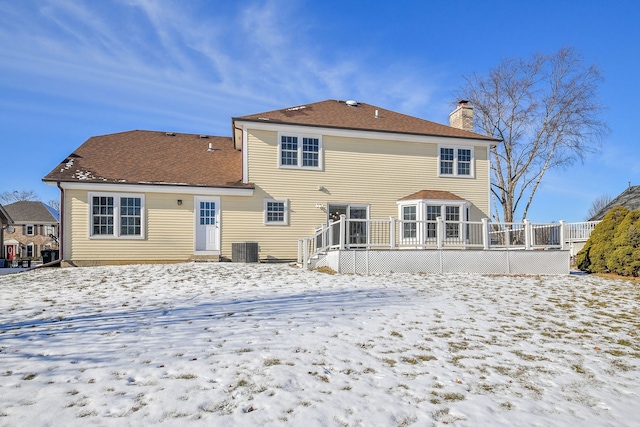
219;129;490;260
65;189;195;264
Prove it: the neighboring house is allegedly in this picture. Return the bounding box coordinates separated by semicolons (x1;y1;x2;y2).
590;184;640;221
43;99;498;266
0;204;14;262
2;201;59;260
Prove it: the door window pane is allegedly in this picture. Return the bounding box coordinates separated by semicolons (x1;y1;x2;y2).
200;202;216;225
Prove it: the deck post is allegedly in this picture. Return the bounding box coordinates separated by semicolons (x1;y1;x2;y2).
482;218;490;250
328;221;334;247
559;220;566;250
436;217;444;249
524;219;532;250
339;214;346;250
389;216;396;249
303;238;309;268
321;223;327;250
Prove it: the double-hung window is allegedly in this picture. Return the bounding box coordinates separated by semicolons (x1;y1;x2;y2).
439;146;474;177
278;132;322;170
89;192;145;238
25;225;35;236
264;198;289;225
402;205;417;239
445;206;461;238
426;205;441;238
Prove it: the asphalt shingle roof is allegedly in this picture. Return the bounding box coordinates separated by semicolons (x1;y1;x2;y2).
4;201;58;223
591;185;640;220
398;190;465;201
43;131;250;189
234;99;499;142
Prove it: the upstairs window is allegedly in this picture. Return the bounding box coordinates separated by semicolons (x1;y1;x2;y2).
278;132;322;170
280;136;298;166
439;146;474;177
25;225;35;236
89;193;145;239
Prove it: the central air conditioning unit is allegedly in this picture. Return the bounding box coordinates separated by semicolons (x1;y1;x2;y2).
231;242;259;263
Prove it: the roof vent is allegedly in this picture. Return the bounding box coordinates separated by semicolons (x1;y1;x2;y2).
345;100;359;107
165;132;175;136
199;134;209;138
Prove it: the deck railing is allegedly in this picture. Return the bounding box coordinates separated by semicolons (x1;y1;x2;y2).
298;217;600;266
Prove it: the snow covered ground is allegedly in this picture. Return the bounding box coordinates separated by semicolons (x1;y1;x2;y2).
0;263;638;426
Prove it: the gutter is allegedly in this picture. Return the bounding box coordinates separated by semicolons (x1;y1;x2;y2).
56;182;66;266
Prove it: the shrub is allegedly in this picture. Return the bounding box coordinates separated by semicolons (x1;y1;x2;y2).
577;206;629;273
605;210;640;276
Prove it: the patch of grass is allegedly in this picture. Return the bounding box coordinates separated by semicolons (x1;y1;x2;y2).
443;392;465;402
572;364;586;374
382;358;396;367
315;266;337;275
500;401;514;410
416;354;437;362
201;400;234;415
401;356;418;365
176;373;197;380
617;339;632;347
22;373;37;380
390;331;403;338
611;359;633;372
512;350;547;361
448;340;469;352
263;358;281;366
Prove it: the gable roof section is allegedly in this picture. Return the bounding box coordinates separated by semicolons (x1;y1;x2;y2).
43;131;249;189
398;190;465;201
234;100;499;142
590;185;640;220
0;204;13;224
4;201;58;223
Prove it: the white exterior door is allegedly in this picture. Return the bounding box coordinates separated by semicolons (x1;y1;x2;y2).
195;197;220;253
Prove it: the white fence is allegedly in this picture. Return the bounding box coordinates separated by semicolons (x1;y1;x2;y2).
298;217;599;274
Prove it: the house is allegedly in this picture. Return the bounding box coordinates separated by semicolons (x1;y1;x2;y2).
43;100;498;266
589;184;640;221
0;204;14;265
2;201;59;261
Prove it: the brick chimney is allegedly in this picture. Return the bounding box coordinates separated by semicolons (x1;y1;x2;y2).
449;100;474;132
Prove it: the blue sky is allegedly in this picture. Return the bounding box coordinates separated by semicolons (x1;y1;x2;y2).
1;0;638;221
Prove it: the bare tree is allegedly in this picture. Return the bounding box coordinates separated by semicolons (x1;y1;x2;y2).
585;194;612;220
47;199;60;212
0;189;39;204
458;47;608;222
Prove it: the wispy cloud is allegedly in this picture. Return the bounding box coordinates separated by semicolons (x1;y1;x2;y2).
0;0;442;135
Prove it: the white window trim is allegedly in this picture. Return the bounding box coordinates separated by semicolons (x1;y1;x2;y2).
277;132;323;170
264;198;289;226
88;192;146;239
438;145;475;178
25;224;35;236
26;242;34;258
397;199;469;243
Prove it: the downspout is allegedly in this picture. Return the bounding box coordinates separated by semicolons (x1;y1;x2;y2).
56;182;65;265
